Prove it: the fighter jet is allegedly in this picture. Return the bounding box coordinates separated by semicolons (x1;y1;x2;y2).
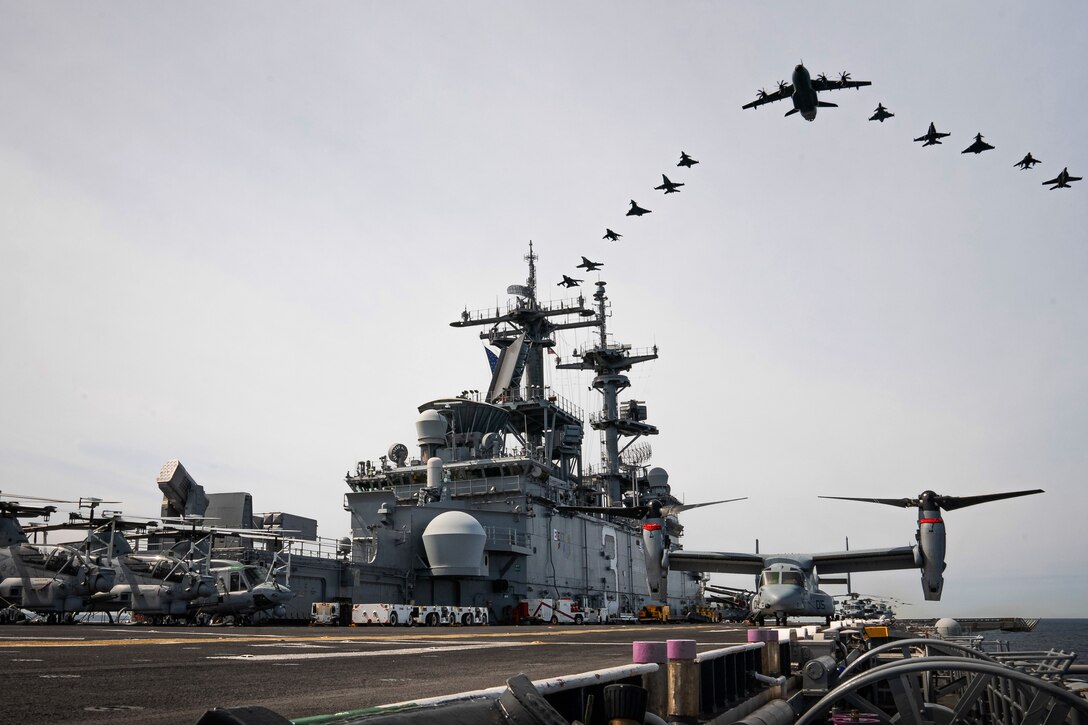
677;151;699;168
742;64;871;121
869;103;894;122
626;200;651;217
603;228;622;242
961;132;995;155
1042;167;1082;190
914;122;951;147
1014;153;1041;170
557;274;582;288
576;256;603;272
654;175;684;194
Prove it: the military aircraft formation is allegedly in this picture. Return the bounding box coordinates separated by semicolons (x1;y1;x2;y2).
1;491;296;625
740;62;1079;188
556;149;701;288
573;57;1075;291
909;123;1078;185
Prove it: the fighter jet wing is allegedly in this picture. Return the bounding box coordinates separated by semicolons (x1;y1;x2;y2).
810;546;917;574
668;550;765;575
742;86;792;110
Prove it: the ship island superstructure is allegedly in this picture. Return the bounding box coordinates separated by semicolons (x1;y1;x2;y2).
6;246;709;626
341;244;705;622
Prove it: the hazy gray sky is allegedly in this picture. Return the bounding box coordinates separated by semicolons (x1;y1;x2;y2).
2;2;1085;617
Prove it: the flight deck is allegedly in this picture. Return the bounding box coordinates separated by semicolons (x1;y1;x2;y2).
0;622;751;724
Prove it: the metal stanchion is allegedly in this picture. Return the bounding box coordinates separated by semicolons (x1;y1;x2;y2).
666;639;699;723
632;640;668;718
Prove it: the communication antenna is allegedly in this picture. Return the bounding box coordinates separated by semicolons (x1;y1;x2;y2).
620;442;652;470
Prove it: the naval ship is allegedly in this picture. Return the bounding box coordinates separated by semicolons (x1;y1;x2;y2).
339;244;705;624
4;245;709;625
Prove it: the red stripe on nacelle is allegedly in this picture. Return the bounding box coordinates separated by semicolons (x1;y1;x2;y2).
643;523;663;531
919;517;943;524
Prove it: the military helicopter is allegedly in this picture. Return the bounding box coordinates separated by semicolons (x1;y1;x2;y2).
155;519;297;624
834;593;907;622
81;518;216;624
22;502;220;624
702;582;753;622
194;556;295;624
633;488;1043;625
0;493;116;621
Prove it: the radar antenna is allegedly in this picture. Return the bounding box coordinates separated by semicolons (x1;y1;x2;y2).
620;442;652;470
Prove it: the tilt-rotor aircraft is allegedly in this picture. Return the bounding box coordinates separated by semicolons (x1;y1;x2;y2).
742;64;871;121
617;487;1042;625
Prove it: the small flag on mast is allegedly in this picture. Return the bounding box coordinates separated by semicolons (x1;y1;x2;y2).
484;346;499;374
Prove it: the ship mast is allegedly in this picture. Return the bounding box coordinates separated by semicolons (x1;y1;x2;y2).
557;280;659;507
450;243;597;461
452;246;659;506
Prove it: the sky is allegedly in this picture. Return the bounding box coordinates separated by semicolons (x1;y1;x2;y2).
2;2;1086;618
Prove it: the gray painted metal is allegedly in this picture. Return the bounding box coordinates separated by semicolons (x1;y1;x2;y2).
796;656;1088;725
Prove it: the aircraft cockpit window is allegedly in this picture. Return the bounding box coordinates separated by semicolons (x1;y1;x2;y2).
44;549;78;575
152;560;184;582
760;571;779;586
129;559;153;574
229;571;243;592
244;567;267;588
781;571;804;587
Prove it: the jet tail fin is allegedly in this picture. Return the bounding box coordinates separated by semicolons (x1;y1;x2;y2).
817;101;838;108
784;108;799;117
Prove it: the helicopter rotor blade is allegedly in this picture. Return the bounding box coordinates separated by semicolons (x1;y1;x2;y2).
0;492;79;504
661;497;747;516
818;495;915;508
937;489;1044;511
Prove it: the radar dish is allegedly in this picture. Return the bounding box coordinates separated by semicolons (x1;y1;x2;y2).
481;432;503;457
388;443;409;466
507;285;532;298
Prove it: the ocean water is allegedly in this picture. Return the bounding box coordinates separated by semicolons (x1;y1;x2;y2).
976;618;1088;658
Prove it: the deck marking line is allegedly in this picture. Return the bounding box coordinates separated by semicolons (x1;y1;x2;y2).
208;641;535;662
